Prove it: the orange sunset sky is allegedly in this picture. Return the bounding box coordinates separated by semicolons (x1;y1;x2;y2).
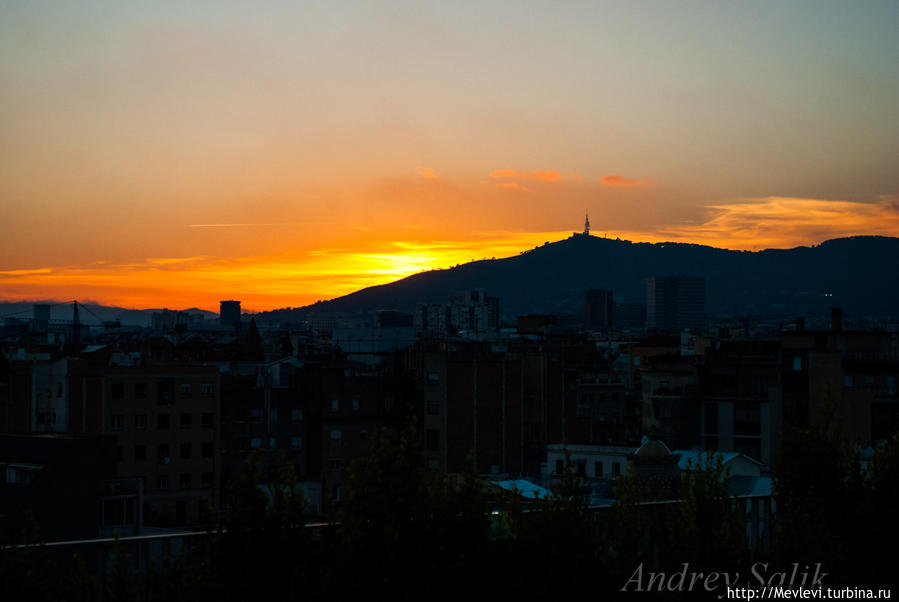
2;2;898;312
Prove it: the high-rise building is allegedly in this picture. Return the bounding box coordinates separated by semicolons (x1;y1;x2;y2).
584;289;613;330
220;300;241;330
646;276;706;332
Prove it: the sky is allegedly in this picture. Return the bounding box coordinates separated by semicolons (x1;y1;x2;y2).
1;1;897;311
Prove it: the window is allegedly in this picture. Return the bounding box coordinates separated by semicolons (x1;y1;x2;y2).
290;436;302;449
111;415;124;430
180;383;192;397
134;414;146;430
427;372;440;385
180;443;191;459
201;412;214;428
330;399;339;412
201;382;213;397
157;413;170;430
291;408;303;421
352;397;359;411
792;356;802;371
270;409;278;423
135;383;147;398
250;408;263;422
158;475;169;490
427;402;440;415
180;413;192;429
135;445;146;462
330;429;342;441
612;462;621;476
269;437;277;449
157;378;174;405
555;459;564;475
112;383;125;400
202;442;213;458
734;401;761;437
594;461;603;478
704;403;719;435
179;473;192;489
843;375;854;388
201;472;213;488
250;437;262;449
426;429;439;452
330;459;341;471
576;460;586;477
157;444;170;463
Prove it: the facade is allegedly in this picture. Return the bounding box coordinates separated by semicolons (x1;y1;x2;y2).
646;276;706;332
584;289;614;331
103;365;220;527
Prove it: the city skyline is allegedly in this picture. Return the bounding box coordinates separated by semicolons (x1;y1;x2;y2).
2;1;897;311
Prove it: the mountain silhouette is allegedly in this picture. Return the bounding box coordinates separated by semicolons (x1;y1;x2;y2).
265;234;899;320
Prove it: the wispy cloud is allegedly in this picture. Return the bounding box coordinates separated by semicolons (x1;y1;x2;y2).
612;197;899;250
496;181;532;193
600;174;653;187
489;169;576;183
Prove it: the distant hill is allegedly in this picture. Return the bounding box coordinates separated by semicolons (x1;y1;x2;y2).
264;235;899;321
0;302;217;327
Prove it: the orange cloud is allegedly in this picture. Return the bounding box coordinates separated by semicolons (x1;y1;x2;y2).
489;169;568;182
601;174;652;187
611;197;899;250
496;181;532;193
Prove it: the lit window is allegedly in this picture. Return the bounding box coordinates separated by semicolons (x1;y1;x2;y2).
134;414;146;430
201;383;213;397
330;399;339;412
291;408;303;421
290;436;302;449
330;430;342;440
180;383;192;397
250;437;262;449
111;415;124;430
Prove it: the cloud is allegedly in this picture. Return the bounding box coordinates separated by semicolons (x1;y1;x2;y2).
496;181;532;193
600;174;652;187
612;197;899;250
489;169;571;183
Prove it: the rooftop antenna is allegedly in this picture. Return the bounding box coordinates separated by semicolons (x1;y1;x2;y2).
583;211;590;236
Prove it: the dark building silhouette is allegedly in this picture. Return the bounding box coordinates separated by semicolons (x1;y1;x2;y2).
584;289;614;331
220;300;241;331
646;276;706;332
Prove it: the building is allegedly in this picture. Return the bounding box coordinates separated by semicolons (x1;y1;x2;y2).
220;300;242;331
584;289;614;331
646;276;706;332
103;364;221;527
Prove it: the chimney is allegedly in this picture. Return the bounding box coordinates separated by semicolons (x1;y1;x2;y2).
831;307;842;332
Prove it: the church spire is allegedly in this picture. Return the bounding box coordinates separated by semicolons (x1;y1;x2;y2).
583;210;590;236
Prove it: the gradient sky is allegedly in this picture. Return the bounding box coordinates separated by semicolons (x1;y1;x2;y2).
2;1;898;311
